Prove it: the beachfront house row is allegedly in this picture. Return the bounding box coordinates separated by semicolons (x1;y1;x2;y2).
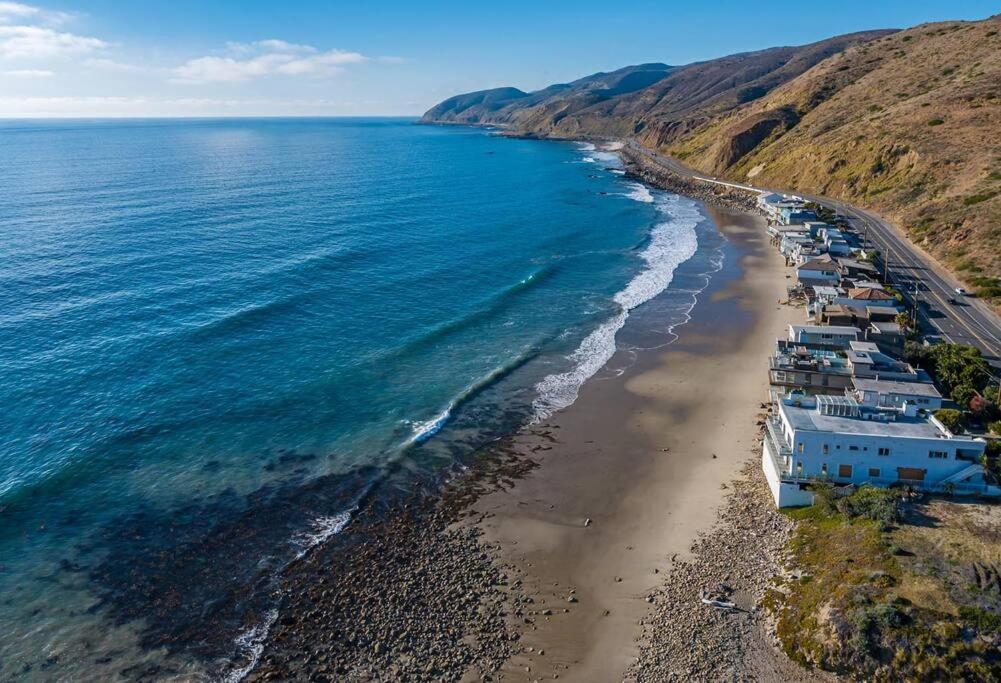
762;394;997;507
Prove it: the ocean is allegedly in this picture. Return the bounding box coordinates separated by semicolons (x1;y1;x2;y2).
0;117;724;679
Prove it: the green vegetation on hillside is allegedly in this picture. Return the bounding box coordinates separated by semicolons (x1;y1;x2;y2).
766;489;1001;680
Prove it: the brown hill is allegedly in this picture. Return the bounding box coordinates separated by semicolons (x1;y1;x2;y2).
422;17;1001;301
668;17;1001;297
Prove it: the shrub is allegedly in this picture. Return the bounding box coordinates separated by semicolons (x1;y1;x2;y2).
935;409;965;434
809;482;838;515
964;192;997;206
951;384;977;408
959;606;1001;634
839;486;901;527
927;118;945;126
990;421;1001;436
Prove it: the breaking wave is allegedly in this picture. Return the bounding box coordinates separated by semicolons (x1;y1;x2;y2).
533;194;702;418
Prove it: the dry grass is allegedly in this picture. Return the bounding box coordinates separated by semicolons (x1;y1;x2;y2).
671;17;1001;303
768;493;1001;680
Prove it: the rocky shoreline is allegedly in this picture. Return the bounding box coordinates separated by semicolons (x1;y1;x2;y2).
625;455;831;682
243;442;541;683
617;145;760;214
237;137;804;683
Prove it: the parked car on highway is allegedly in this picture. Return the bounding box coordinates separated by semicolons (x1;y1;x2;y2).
955;287;968;296
947;297;958;305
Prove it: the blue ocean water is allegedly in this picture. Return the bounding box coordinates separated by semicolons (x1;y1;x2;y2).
0;118;719;678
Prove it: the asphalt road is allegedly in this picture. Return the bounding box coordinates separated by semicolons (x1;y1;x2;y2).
626;141;1001;364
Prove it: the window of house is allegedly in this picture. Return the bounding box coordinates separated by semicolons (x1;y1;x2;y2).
821;463;828;475
838;464;853;478
878;447;891;456
868;468;880;477
822;444;829;454
849;445;859;451
798;443;804;454
929;450;948;459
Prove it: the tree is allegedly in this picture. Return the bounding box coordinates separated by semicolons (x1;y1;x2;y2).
969;395;1000;422
951;384;978;408
927;344;992;397
934;408;965;434
895;311;915;332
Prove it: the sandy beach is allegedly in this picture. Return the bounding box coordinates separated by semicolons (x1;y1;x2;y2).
245;196;808;683
465;206;802;681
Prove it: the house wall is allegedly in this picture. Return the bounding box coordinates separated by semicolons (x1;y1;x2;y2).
770;369;852;394
794;330;858;346
857;389;943;411
762;440;815;507
778;410;985;486
796;268;840;282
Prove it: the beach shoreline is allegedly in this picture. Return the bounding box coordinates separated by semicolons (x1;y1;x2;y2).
457;200;802;681
242;140;805;682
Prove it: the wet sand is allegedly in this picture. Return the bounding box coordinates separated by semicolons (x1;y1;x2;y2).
465;206;801;681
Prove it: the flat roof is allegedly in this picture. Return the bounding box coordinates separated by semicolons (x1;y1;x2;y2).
781;399;948;439
852;377;942;397
791;324;860;335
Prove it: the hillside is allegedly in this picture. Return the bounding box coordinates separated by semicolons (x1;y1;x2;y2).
422;17;1001;300
668;18;1001;295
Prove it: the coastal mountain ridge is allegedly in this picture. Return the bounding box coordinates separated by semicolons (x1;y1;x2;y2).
422;16;1001;301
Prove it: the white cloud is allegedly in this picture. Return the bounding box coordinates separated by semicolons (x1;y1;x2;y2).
248;39;315;54
1;66;51;76
84;57;150;74
172;40;369;84
0;2;71;26
0;2;38;20
0;24;106;59
0;95;374;117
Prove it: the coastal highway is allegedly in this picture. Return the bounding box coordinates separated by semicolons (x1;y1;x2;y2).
625;141;1001;364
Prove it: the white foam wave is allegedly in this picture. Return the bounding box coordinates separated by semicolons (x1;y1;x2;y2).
408;407;452;444
580;155;596;163
290;509;354;559
576;142;597;152
624;182;654;203
223;608;279;683
533;194;702;418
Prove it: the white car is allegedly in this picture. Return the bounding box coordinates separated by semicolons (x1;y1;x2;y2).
955;287;968;296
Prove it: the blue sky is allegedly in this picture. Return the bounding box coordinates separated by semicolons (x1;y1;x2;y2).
0;0;995;116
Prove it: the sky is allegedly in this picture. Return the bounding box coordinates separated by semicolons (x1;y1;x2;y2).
0;0;996;117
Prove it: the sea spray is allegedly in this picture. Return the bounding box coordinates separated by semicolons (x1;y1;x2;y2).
223;609;279;683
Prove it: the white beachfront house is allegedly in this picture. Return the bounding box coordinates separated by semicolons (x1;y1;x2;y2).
762;394;995;507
